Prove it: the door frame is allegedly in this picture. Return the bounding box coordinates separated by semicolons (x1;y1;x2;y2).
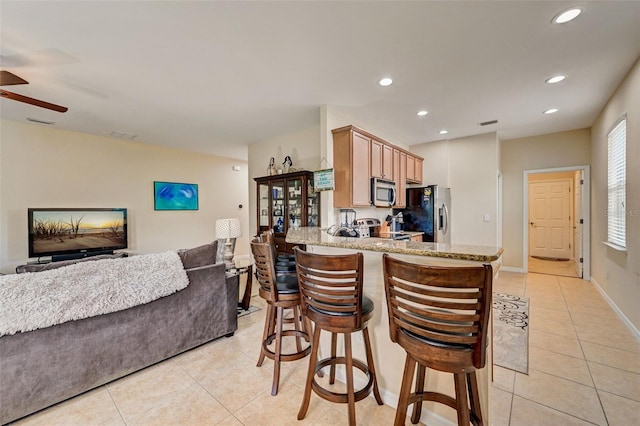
523;165;590;280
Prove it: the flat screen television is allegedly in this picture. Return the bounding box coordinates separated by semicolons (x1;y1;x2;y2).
28;208;128;260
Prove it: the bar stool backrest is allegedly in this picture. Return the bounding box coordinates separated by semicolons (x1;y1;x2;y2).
251;237;279;302
294;247;365;331
382;254;493;369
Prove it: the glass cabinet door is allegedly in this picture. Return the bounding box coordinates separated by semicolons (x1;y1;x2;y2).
258;183;270;232
271;179;285;233
287;178;302;229
307;176;320;227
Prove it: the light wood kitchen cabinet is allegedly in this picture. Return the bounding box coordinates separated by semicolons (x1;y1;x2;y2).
371;139;393;179
406;154;423;184
393;149;406;208
332;127;371;207
332;125;423;208
254;170;320;254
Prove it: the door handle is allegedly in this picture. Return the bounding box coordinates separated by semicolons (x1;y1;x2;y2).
530;222;534;226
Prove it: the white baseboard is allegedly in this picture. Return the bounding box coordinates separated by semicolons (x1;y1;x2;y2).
500;266;526;274
591;277;640;342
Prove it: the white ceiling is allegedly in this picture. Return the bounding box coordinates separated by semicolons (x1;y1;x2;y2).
1;1;639;160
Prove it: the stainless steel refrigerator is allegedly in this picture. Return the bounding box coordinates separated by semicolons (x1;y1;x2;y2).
394;185;451;243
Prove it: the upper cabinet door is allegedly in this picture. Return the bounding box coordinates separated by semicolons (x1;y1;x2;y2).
393;149;407;208
406;154;416;182
382;144;393;179
352;132;371;206
406;155;423;184
414;157;423;184
371;140;392;179
371;139;383;178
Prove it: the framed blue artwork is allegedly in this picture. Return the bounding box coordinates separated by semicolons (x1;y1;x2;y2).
154;181;199;211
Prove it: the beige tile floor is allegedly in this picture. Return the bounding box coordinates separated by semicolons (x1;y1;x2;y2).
493;268;640;426
528;256;580;278
12;268;640;425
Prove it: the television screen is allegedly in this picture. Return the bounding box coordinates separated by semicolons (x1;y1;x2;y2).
28;208;128;258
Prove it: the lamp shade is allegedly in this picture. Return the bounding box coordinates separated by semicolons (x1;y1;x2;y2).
216;218;242;239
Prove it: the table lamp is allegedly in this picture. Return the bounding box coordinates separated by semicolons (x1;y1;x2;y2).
215;218;242;270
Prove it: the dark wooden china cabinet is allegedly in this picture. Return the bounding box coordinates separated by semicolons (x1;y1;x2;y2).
254;170;320;255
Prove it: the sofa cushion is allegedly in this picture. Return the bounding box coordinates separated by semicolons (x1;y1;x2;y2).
16;253;128;273
178;241;218;269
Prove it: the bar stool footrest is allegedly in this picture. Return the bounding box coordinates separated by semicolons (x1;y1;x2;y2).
263;330;311;362
311;357;374;404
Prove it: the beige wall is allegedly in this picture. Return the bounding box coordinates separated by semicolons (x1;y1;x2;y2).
590;58;640;330
0;120;249;274
414;139;449;188
247;123;322;237
410;132;500;246
501;129;591;269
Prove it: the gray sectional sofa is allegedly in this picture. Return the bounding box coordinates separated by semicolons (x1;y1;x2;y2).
0;242;238;424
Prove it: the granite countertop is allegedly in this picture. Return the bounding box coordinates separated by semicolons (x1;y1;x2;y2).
286;227;503;262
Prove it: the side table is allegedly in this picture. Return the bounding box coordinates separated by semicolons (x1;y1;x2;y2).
226;261;253;311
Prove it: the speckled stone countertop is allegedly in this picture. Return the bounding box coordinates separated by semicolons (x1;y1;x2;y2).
286;227;503;262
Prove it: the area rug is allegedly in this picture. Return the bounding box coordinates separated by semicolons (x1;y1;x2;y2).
492;293;529;374
237;305;261;318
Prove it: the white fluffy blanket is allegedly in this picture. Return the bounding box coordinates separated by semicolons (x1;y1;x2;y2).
0;251;189;337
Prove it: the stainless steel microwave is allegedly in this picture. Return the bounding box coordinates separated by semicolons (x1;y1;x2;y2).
371;177;396;207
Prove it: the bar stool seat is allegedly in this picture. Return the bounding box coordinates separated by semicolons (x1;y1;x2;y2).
382;254;493;426
294;247;383;426
273;274;299;293
251;237;311;396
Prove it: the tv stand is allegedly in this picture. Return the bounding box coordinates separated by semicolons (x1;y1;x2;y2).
52;250;115;262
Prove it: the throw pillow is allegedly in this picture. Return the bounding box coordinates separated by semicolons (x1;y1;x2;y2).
178;241;218;269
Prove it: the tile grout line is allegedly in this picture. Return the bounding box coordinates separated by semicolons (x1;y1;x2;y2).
104;384;129;426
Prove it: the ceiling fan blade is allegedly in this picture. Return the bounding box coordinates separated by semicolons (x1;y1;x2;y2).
0;70;29;86
0;89;68;113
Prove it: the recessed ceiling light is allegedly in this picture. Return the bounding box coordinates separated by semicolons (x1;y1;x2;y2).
553;8;582;24
379;77;393;87
544;108;559;114
546;75;566;84
417;110;428;116
438;130;448;135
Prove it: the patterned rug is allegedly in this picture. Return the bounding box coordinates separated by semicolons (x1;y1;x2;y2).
237;305;261;318
492;293;529;374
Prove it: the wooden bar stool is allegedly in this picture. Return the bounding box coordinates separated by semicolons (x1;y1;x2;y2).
260;229;297;274
251;237;311;396
382;254;493;426
294;247;383;426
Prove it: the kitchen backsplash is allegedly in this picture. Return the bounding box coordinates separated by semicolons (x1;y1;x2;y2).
330;206;392;227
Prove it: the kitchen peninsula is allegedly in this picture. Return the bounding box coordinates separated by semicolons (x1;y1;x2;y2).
286;226;503;425
287;227;503;263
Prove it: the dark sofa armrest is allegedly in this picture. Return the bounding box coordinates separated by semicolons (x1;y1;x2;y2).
185;262;238;335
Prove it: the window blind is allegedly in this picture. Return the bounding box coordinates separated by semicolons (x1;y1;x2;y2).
607;117;626;248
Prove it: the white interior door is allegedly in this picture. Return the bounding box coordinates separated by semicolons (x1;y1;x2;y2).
574;171;584;277
529;179;572;259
